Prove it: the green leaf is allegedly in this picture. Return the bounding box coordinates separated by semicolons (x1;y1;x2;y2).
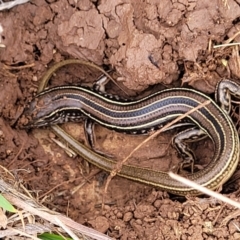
38;233;72;240
0;194;16;212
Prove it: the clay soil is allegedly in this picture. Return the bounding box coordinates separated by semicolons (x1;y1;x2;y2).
1;0;240;239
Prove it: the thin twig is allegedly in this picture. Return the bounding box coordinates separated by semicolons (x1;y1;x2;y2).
3;63;35;70
104;100;211;194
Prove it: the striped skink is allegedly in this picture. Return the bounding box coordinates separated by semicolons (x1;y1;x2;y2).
21;59;240;196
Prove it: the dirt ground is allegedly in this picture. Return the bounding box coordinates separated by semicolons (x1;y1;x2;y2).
0;0;240;239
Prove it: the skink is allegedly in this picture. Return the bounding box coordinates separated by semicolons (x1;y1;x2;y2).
21;59;240;196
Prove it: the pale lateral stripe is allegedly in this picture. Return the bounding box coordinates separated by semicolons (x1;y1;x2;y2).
51;92;210;115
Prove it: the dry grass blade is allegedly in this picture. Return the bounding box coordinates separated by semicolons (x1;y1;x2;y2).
213;42;240;48
213;30;240;49
0;177;112;240
0;0;29;11
4;226;41;240
0;224;50;238
169;172;240;209
54;217;80;240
